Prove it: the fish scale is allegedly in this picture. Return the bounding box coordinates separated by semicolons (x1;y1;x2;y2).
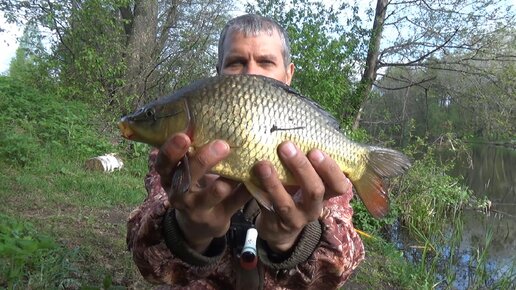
191;76;320;182
119;74;411;218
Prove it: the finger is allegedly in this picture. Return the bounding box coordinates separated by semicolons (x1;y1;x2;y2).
173;173;219;209
156;133;191;188
170;141;230;210
307;149;352;200
191;177;241;210
221;180;253;215
278;142;324;217
187;140;230;184
253;161;303;230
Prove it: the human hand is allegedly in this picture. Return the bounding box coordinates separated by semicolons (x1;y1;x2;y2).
155;133;251;253
253;141;352;253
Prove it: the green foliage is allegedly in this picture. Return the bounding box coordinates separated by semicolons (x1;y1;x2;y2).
344;136;474;255
0;77;42;167
349;137;516;289
57;0;127;104
393;137;472;238
351;196;399;235
0;128;40;167
351;237;439;289
0;214;80;289
8;21;55;92
0;74;146;203
2;0;234;118
363;27;516;143
0;75;149;287
0;76;115;167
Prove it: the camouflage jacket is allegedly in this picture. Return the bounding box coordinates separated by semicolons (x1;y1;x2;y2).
126;148;365;290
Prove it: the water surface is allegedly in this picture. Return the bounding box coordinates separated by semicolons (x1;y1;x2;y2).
452;145;515;287
392;144;515;288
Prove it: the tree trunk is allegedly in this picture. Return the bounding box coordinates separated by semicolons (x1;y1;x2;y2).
352;0;388;130
400;85;411;146
121;0;158;105
424;88;429;135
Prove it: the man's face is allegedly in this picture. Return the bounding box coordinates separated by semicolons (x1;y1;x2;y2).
219;29;295;85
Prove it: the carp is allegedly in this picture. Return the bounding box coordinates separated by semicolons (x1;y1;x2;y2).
119;74;411;218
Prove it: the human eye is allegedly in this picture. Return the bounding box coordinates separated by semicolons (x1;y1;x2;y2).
224;57;245;68
227;61;243;68
258;58;277;68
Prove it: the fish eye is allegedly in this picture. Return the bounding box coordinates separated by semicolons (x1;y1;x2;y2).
144;108;155;119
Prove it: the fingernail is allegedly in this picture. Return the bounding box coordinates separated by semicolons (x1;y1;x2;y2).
255;162;272;179
171;135;188;150
211;140;229;156
345;178;352;189
311;150;325;163
280;142;297;158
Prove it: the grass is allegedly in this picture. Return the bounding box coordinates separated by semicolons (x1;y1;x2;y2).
0;76;151;288
1;75;514;289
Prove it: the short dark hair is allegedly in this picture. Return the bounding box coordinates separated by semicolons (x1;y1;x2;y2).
217;14;291;71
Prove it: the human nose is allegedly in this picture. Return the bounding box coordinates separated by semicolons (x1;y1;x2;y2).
244;61;262;75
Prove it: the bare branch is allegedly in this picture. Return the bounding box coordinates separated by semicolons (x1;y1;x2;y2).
379;28;459;68
374;74;436;90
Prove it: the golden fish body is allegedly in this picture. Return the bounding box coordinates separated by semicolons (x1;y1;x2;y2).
119;74;411;218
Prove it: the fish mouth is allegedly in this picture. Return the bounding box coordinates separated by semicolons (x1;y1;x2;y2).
118;120;135;140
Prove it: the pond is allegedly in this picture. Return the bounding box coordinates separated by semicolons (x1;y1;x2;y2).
390;144;516;288
451;144;515;287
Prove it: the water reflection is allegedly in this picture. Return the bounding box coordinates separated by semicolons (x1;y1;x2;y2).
459;145;516;209
455;145;516;264
452;145;516;288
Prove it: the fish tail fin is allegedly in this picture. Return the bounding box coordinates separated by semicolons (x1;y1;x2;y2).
352;147;411;218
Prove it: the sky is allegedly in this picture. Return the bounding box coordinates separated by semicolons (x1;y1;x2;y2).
0;11;22;74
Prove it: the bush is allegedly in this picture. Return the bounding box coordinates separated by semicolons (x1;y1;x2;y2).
0;129;40;167
0;76;115;165
393;139;471;238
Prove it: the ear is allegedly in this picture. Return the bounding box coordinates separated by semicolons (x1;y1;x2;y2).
285;63;295;85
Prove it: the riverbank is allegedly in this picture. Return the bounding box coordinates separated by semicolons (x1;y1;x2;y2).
466;139;516;149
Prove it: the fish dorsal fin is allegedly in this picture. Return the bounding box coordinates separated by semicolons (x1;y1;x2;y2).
159;74;341;131
155;77;216;105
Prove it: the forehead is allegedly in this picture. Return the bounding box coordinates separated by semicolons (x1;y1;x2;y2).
228;23;275;37
222;29;284;54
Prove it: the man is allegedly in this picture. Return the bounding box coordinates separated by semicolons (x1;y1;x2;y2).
127;14;364;289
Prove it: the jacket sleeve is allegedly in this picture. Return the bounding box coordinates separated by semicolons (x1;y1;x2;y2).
126;148;231;286
261;190;365;289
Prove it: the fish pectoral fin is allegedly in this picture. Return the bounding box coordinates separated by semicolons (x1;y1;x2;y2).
243;181;274;212
171;155;191;195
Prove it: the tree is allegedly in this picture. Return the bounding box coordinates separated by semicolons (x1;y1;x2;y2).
8;20;51;89
1;0;234;112
117;0;231;106
362;27;515;142
355;0;516;130
428;30;516;140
